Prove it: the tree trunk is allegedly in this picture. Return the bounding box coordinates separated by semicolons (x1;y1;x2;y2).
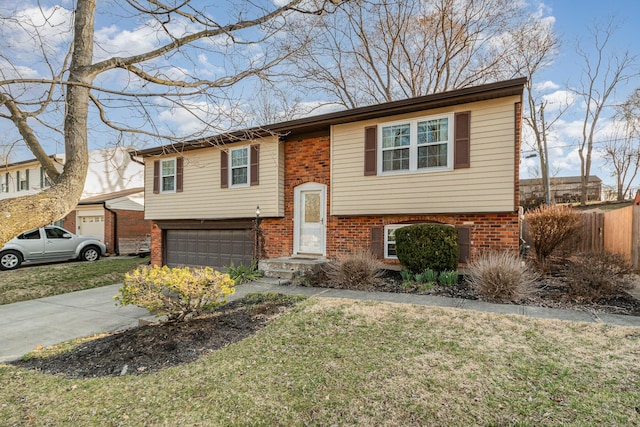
0;0;95;247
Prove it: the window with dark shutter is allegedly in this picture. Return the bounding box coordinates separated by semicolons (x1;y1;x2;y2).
176;157;184;192
454;111;471;169
364;125;377;176
153;160;160;194
220;150;229;188
250;144;260;186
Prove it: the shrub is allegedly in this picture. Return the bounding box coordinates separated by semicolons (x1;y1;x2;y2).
226;260;263;285
525;204;581;269
395;224;458;273
565;251;634;302
324;249;384;290
116;265;235;322
466;251;535;302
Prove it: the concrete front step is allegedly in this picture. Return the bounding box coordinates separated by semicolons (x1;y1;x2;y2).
259;256;329;280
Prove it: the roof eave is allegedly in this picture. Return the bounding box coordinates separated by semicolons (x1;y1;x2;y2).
135;77;526;158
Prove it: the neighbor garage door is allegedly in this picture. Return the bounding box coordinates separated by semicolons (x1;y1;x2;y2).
165;229;254;269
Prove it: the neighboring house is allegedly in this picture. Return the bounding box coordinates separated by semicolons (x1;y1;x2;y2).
520;176;602;207
62;188;152;254
0;155;65;199
1;147;147;253
135;78;525;269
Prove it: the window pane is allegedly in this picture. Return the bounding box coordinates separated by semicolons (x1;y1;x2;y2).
232;167;248;185
382;148;410;171
304;193;321;223
162;176;175;191
161;160;175;175
19;230;41;240
417;118;448;145
231;148;248;167
382;124;410;148
45;228;65;238
418;143;448;168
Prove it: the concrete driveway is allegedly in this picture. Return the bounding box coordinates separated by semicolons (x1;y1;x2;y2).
0;284;149;363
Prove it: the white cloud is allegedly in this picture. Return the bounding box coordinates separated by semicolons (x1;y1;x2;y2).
534;80;560;91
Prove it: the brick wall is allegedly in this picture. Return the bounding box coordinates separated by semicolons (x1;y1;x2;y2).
150;222;162;266
261;134;331;258
63;210;77;235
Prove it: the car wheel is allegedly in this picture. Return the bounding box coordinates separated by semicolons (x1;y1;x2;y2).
0;250;23;270
80;246;101;262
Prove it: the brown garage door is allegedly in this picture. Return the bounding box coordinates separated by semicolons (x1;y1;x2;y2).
165;229;254;269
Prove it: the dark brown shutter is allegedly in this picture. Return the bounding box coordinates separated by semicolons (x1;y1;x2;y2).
364;125;377;176
454;111;471;169
176;157;184;193
457;226;471;263
370;226;384;259
153;160;160;194
250;144;260;186
220;150;229;188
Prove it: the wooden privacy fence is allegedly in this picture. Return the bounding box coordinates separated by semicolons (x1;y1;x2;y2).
522;205;640;268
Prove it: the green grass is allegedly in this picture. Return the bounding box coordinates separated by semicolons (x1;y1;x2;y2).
0;256;149;305
1;298;638;426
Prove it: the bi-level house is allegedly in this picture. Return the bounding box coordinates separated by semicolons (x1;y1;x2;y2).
1;147;151;254
135;78;525;272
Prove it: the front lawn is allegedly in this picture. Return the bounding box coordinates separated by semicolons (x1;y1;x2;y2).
1;298;638;425
0;256;149;305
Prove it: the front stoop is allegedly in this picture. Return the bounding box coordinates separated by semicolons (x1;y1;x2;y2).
258;256;329;280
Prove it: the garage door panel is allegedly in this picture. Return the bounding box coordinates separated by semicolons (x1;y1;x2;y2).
165;229;254;269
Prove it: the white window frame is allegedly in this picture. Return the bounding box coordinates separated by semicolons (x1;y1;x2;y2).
229;146;250;188
1;174;8;193
40;167;52;189
160;158;176;193
18;170;28;191
384;224;410;259
378;113;454;175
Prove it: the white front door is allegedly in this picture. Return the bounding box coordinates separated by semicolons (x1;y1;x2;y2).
294;183;326;255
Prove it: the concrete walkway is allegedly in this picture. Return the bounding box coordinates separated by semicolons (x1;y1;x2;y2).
1;279;639;363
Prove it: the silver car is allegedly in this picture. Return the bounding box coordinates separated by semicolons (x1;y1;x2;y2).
0;226;107;270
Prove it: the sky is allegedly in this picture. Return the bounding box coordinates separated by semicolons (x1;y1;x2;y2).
1;0;639;192
520;0;640;192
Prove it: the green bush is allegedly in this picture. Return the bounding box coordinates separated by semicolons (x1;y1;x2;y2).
115;265;235;322
395;224;459;273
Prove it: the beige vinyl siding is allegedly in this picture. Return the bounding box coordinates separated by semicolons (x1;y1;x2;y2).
145;136;283;220
331;97;519;215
